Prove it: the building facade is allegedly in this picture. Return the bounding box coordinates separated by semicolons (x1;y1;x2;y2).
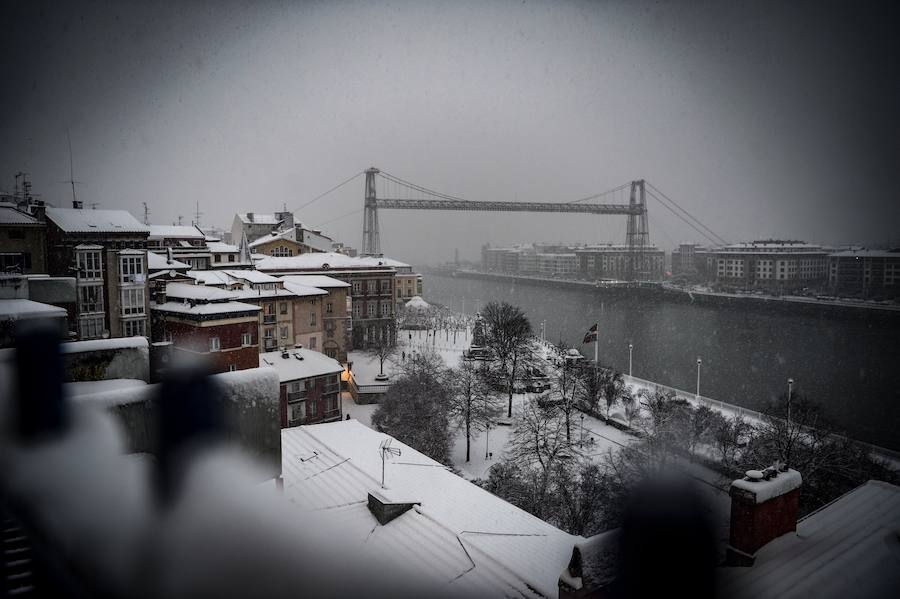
259;348;343;427
0;203;46;274
828;249;900;297
281;275;351;363
147;225;211;270
712;241;828;290
44;207;151;340
575;245;665;280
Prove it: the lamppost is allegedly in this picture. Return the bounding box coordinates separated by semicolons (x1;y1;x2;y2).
580;413;585;447
787;378;794;429
485;422;490;460
696;358;702;399
628;343;633;377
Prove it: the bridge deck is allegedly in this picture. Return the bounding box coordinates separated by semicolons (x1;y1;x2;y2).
376;198;643;214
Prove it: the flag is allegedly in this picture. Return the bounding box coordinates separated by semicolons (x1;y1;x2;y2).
582;323;598;344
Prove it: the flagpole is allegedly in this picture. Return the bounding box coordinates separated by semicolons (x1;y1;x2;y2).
594;321;598;372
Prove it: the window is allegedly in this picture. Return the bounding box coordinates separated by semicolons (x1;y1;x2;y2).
309;400;317;417
367;280;377;294
214;254;222;263
228;364;237;372
290;381;302;393
241;332;252;346
353;301;362;318
122;318;146;337
309;337;317;350
119;256;144;284
326;301;333;314
352;281;361;295
381;300;391;317
209;337;221;351
367;302;376;317
228;254;235;262
272;246;293;257
280;302;288;315
78;284;104;313
77;250;103;279
280;326;288;339
120;287;145;316
309;311;317;327
325;347;337;358
380;279;390;293
78;315;104;340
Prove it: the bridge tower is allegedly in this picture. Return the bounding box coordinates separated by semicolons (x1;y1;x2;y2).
626;179;650;281
362;167;381;256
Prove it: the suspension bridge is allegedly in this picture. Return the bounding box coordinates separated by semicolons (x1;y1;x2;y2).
294;167;727;281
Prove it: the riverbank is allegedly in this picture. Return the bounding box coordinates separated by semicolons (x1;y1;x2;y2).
439;268;900;319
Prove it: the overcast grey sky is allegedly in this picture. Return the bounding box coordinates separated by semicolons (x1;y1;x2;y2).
2;0;898;263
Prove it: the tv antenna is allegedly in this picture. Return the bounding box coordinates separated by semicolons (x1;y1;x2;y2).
379;438;401;489
193;201;202;227
65;129;86;206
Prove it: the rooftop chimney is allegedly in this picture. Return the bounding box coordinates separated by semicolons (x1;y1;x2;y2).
247;212;254;222
73;200;83;209
367;490;420;525
727;466;802;566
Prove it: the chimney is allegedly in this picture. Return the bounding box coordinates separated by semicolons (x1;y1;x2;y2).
30;201;46;222
167;247;174;265
73;200;83;209
367;490;419;525
246;212;254;222
726;466;802;566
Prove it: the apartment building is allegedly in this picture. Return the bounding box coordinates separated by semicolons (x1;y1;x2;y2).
259;347;344;427
147;225;211;270
0;203;46;273
828;249;900;297
712;241;828;290
44;207;150;340
575;244;665;280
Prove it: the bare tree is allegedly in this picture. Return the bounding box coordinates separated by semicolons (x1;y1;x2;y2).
552;359;584;444
371;352;452;464
365;323;399;379
481;301;532;418
449;359;500;462
636;387;693;468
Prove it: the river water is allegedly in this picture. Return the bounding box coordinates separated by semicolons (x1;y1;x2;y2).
424;273;900;451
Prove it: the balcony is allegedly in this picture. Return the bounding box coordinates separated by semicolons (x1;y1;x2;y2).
263;339;277;351
287;390;308;401
262;314;277;324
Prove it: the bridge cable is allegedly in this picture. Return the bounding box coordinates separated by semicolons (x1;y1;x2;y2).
566;182;632;204
646;182;728;246
378;170;470;202
291;170;365;214
317;207;364;227
645;188;722;247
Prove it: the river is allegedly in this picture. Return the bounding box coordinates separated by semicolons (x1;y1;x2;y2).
423;273;900;451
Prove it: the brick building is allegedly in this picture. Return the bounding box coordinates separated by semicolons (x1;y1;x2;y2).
44;207;151;340
151;283;260;373
827;249;900;297
671;243;714;280
259;347;343;427
575;244;665;280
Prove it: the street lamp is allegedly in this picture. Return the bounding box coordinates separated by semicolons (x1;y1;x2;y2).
485;422;491;460
787;378;794;429
580;413;585;448
628;343;633;377
696;358;702;399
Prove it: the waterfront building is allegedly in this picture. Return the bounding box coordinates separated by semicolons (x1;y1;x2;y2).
45;207;150;340
712;241;828;290
0;202;46;273
671;243;714;280
827;249;900;297
147;225;211;270
260;347;343;426
536;252;577;277
575;244;665;280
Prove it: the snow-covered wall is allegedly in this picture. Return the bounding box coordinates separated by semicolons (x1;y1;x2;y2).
62;337;151;382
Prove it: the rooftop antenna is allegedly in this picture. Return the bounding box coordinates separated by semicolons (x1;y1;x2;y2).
65;129;85;207
177;215;184;226
379;438;401;489
142;202;150;225
193;201;202;227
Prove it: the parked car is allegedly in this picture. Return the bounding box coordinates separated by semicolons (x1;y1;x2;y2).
463;346;494;361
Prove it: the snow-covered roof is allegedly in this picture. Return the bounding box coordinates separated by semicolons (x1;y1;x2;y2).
146;251;191;271
256;252;408;273
207;241;239;253
282;282;328;298
248;228;297;248
60;336;149;354
216;269;280;284
718;480;900;598
45;207;150;234
829;249;900;258
278;274;350;289
282;420;580;598
0;205;42;225
259;348;343;381
164;283;234;301
405;296;430;310
184;270;234;286
731;469;802;504
147;225;205;239
0;299;67;320
236;213;282;225
152;301;261;316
